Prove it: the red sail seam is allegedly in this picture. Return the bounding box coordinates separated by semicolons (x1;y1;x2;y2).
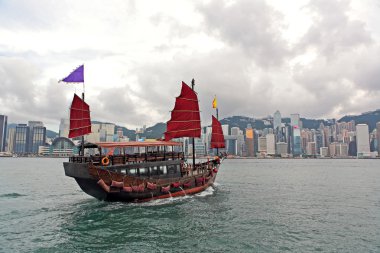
70;126;92;130
165;128;201;133
169;120;201;123
177;97;198;102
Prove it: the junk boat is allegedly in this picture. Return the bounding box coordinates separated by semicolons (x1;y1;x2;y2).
62;66;225;202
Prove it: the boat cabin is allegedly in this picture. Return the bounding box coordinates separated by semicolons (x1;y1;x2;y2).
69;141;188;179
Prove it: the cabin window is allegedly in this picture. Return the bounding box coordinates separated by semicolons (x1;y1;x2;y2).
159;166;167;175
129;168;137;175
139;167;149;177
150;166;158;175
167;165;177;174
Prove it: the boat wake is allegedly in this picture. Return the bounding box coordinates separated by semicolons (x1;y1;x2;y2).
137;195;192;207
0;193;26;198
194;186;215;198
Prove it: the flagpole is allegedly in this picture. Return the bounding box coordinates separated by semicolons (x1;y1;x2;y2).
81;80;85;156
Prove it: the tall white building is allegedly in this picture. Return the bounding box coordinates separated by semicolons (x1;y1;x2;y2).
59;118;70;138
266;133;276;155
222;125;229;136
258;136;267;153
273;110;281;130
276;142;288;156
356;124;370;157
290;113;300;128
231;127;240;136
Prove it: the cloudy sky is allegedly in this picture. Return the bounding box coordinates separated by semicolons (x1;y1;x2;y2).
1;0;380;131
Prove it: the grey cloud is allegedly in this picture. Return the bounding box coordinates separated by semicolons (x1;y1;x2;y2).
297;0;373;58
197;0;290;68
0;57;72;125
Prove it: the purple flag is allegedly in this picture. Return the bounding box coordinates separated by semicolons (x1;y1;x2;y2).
60;65;84;83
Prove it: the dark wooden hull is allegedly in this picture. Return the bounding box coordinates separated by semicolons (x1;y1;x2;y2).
63;161;219;202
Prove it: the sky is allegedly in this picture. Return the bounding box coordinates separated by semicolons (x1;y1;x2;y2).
1;0;380;131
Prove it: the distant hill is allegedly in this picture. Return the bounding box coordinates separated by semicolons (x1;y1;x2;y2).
6;109;380;140
338;109;380;132
46;130;58;139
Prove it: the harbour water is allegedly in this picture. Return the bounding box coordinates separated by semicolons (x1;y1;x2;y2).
0;158;379;252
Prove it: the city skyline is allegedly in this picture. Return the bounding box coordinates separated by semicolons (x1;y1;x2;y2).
1;1;380;131
2;107;380;133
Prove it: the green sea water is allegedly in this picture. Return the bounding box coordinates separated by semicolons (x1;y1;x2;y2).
0;158;379;252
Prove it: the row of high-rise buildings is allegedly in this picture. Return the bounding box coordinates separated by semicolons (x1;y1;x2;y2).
1;112;380;158
185;111;380;158
0;115;47;155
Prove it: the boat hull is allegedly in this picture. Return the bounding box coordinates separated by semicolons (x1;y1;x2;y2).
64;161;218;202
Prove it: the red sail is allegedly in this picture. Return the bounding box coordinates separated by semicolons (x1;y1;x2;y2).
211;115;225;148
68;94;91;138
164;82;201;141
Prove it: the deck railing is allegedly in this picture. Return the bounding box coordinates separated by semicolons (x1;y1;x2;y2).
69;152;184;165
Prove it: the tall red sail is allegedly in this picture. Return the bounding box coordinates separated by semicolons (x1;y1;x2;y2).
211;115;225;148
69;94;91;138
164;82;201;141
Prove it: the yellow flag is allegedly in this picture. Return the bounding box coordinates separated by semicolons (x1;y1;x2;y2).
212;96;217;108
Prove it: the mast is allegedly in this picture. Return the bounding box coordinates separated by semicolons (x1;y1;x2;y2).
164;80;201;167
81;91;85;156
216;106;219;156
191;78;196;169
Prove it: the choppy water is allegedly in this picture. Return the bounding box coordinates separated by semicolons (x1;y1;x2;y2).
0;158;379;252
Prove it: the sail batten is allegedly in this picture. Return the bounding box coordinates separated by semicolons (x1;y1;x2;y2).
211;115;225;148
165;82;201;141
69;94;92;138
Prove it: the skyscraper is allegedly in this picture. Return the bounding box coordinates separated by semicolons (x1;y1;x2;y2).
356;124;370;157
273;110;281;131
14;124;30;154
245;125;254;157
293;127;302;156
0;115;7;152
266;133;276;155
290;113;300;128
7;128;15;153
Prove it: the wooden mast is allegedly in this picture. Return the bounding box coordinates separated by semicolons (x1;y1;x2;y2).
191;78;196;169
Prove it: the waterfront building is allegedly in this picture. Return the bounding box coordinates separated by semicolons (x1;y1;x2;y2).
273;110;281;131
306;142;317;156
266;133;276;155
320;147;329;157
258;136;267;154
336;143;349;157
7;128;15;153
225;135;237;155
356;124;370;157
30;125;46;154
348;140;357;156
292;127;302;156
245;126;254;157
276;142;288;156
0;115;7;152
329;142;337;157
39;137;78;156
14;124;30;154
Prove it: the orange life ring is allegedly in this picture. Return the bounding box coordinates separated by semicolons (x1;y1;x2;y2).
101;157;110;166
